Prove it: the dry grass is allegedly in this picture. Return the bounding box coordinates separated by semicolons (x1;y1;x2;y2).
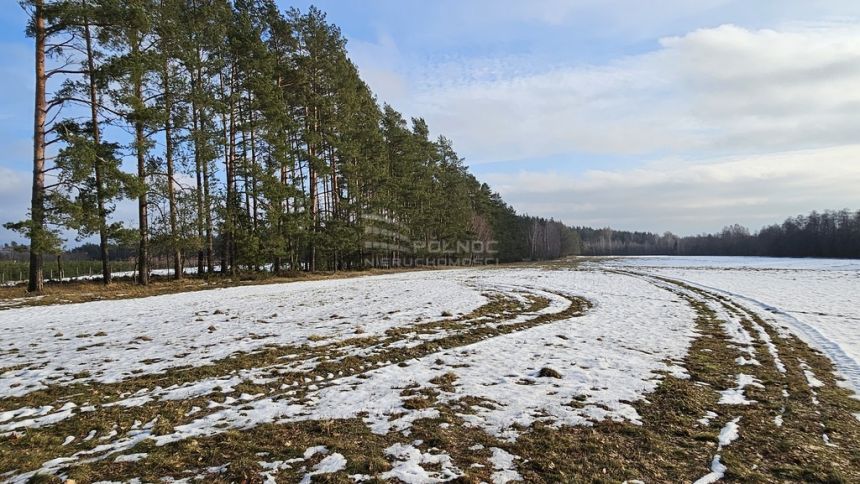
3;269;859;483
49;290;860;482
0;289;589;478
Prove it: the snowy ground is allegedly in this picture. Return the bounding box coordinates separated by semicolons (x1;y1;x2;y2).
1;259;858;482
0;271;487;397
605;256;860;396
0;267;698;481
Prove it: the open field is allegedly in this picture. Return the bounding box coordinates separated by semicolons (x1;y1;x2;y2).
1;258;859;483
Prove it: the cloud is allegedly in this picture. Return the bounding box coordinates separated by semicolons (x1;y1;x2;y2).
483;145;860;234
347;33;409;106
662;22;860;152
370;22;860;164
412;55;690;162
0;166;31;242
337;16;860;232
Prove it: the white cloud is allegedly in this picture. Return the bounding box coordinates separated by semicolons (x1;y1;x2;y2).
0;166;31;242
347;33;409;105
359;22;860;164
484;145;860;234
333;19;860;231
662;22;860;152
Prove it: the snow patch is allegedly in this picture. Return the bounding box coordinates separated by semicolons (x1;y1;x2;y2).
299;453;347;484
114;453;148;463
717;417;741;447
380;443;462;483
488;447;522;483
718;374;763;405
693;455;727;484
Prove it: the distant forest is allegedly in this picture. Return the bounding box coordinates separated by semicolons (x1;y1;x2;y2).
576;209;860;259
5;209;857;271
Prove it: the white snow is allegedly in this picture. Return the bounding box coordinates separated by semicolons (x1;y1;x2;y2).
0;405;55;423
0;403;76;432
603;255;860;271
266;270;697;440
33;268;697;457
693;416;742;484
0;267;704;481
717;417;741;447
693;455;727;484
606;256;860;396
303;446;328;459
6;258;853;481
488;447;523;483
697;411;718;426
799;361;825;388
380;443;462;483
0;270;488;397
114;453;148;463
718;374;763;405
299;453;347;484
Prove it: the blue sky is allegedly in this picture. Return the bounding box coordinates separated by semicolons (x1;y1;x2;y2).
3;1;860;241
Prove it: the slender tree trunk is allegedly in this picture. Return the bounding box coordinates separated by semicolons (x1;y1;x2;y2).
133;40;149;286
28;0;46;294
84;17;112;285
306;106;318;272
239;100;250;223
202;152;214;274
189;0;204;276
248;103;258;233
218;70;232;275
163;58;181;280
228;70;238;275
327;144;339;271
192;96;204;275
329;144;339;218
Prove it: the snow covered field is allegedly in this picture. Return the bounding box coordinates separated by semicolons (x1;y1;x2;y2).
1;259;858;482
606;256;860;396
0;272;487;397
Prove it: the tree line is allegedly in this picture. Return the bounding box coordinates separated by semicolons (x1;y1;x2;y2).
575;209;860;258
9;0;578;292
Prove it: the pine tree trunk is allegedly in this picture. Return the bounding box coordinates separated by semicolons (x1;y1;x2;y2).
28;0;46;294
228;70;238;275
84;17;112;285
203;153;214;274
192;55;213;275
193;97;204;275
239;101;250;225
189;0;204;276
219;70;233;275
248;103;258;233
134;39;149;286
307;105;318;272
163;58;181;280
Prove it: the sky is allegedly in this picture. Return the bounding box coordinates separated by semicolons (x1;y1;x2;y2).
2;1;860;241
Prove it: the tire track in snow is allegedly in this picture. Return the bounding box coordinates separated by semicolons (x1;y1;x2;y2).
645;274;860;396
631;271;856;483
1;283;589;481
